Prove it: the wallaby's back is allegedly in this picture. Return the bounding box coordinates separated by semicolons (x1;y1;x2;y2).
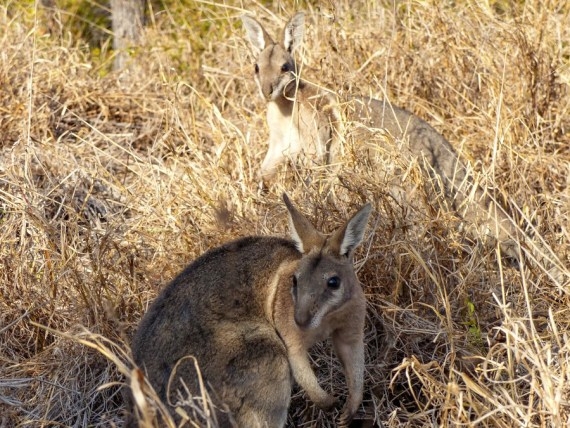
132;236;300;427
348;97;518;250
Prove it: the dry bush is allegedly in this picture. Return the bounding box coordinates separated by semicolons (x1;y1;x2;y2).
0;0;569;427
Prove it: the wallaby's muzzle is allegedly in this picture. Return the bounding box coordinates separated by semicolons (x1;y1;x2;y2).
293;310;312;329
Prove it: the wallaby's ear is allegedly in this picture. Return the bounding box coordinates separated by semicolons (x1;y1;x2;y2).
241;15;274;55
283;193;324;254
330;203;372;258
283;12;305;53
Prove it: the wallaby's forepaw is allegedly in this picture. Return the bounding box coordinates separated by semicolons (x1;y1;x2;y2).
314;393;338;411
257;178;268;195
338;407;355;428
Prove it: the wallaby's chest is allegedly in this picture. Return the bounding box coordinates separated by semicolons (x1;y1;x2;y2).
266;99;330;158
266;101;302;153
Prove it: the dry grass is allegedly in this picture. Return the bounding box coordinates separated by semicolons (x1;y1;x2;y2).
1;0;569;426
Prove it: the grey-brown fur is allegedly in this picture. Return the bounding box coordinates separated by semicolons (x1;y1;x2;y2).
130;194;372;427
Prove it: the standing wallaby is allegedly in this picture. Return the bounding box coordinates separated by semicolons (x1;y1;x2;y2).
241;12;340;181
130;194;372;427
241;12;566;282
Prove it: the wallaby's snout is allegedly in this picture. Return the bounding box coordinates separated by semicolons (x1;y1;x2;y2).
290;287;315;330
290;268;317;329
293;309;311;329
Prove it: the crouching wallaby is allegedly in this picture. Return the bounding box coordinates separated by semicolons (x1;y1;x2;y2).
241;12;566;282
130;194;372;427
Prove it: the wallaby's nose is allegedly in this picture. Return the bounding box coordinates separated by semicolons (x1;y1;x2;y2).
268;83;276;98
294;312;311;329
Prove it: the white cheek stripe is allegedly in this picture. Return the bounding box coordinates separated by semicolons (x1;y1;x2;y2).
309;289;344;329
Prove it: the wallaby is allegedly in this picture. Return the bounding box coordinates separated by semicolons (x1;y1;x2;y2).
241;12;566;282
130;194;372;427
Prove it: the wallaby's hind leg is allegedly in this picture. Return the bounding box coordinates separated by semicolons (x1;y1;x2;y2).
235;383;291;428
221;327;292;427
232;357;291;427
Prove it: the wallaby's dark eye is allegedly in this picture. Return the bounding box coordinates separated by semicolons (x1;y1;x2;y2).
281;63;290;72
327;276;341;290
254;63;259;74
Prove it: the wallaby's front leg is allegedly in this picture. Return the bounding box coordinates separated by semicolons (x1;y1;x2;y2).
288;348;337;410
260;147;284;181
332;326;365;426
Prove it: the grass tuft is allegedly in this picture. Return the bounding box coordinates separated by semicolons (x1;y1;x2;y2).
0;1;568;426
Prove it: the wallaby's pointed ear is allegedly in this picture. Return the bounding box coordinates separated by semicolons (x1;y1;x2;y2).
241;15;274;55
330;203;372;258
283;12;305;53
283;193;323;254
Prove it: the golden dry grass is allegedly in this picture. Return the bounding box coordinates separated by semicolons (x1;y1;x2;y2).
0;0;569;426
